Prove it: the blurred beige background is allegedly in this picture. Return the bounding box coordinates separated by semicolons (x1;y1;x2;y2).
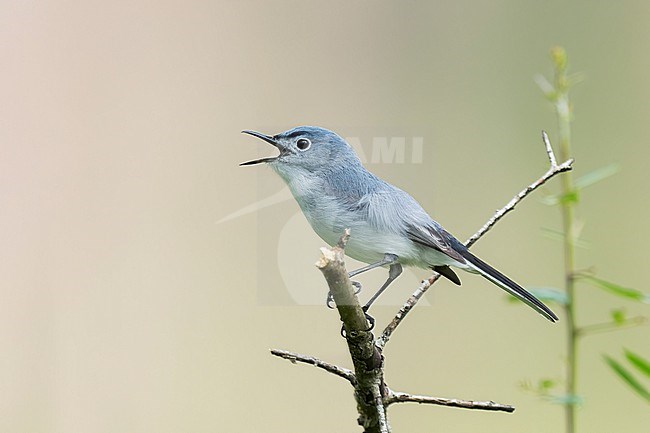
1;1;649;432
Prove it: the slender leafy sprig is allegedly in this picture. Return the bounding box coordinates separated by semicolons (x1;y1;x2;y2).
524;47;650;433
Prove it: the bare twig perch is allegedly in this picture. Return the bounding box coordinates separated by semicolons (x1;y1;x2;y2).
270;132;573;432
378;131;573;349
316;230;389;433
272;235;516;433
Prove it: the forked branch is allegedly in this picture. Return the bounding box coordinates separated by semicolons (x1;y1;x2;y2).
377;132;573;349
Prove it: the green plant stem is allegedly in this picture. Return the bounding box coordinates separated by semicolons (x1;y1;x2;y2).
551;47;578;433
562;195;577;433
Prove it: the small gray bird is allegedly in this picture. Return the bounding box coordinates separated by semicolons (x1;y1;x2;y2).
241;126;558;322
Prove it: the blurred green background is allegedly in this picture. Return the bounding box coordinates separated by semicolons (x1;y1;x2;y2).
2;1;649;432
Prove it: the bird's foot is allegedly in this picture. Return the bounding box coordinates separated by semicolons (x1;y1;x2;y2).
326;291;335;309
341;311;375;338
362;304;375;331
327;281;362;309
339;309;375;338
363;311;375;332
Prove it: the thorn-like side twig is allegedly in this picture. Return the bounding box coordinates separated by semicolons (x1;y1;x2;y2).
386;391;515;413
378;133;573;349
542;130;558;167
269;350;517;414
270;349;356;384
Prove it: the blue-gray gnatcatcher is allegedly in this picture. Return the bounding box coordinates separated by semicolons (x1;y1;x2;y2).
241;126;558;322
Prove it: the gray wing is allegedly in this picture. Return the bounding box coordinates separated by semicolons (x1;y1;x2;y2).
375;183;467;264
382;184;558;322
350;176;467;265
405;221;466;264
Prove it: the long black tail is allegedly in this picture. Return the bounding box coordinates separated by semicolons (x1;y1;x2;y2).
460;249;558;322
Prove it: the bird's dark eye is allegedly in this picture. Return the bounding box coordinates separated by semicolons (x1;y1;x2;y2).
296;138;311;150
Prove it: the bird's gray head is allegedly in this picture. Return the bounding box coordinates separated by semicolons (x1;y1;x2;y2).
240;126;361;178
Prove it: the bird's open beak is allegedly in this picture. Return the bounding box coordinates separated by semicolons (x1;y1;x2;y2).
240;130;283;166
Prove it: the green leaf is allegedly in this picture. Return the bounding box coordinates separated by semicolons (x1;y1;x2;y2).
539;378;556;391
540;227;590;249
561;190;579;204
551;394;584;406
582;276;650;303
506;288;567;305
610;308;626;324
604;355;650;402
540;195;559;206
574;163;620;189
528;288;568;305
541;164;620;207
567;72;586;87
534;74;556;100
540;190;579;206
625;350;650;379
